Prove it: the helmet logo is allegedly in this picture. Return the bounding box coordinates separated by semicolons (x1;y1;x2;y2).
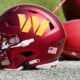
18;14;49;36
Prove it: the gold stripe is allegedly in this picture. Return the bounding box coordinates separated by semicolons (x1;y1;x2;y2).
18;14;26;29
36;19;49;36
32;16;39;33
22;17;31;32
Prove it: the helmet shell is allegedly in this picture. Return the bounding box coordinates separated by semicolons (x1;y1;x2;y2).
0;5;66;69
63;19;80;59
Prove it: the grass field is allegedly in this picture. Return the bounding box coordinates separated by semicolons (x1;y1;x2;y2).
0;0;66;22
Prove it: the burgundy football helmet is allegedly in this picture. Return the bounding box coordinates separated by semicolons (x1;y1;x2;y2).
62;19;80;60
0;5;66;70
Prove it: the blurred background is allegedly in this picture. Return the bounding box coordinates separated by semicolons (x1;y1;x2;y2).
0;0;66;22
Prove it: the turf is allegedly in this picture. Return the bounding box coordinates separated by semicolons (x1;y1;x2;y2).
0;61;80;80
0;0;66;22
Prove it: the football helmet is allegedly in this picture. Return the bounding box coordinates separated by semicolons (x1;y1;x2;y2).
0;5;66;69
62;19;80;60
62;0;80;20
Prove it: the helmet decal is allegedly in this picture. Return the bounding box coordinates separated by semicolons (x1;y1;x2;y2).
48;47;58;54
31;16;40;33
18;14;49;36
36;19;49;36
18;14;26;29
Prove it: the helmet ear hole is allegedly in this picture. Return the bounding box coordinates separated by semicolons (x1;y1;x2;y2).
49;22;54;30
21;51;34;57
27;10;37;14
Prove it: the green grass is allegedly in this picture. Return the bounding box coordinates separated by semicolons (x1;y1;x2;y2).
0;0;66;22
